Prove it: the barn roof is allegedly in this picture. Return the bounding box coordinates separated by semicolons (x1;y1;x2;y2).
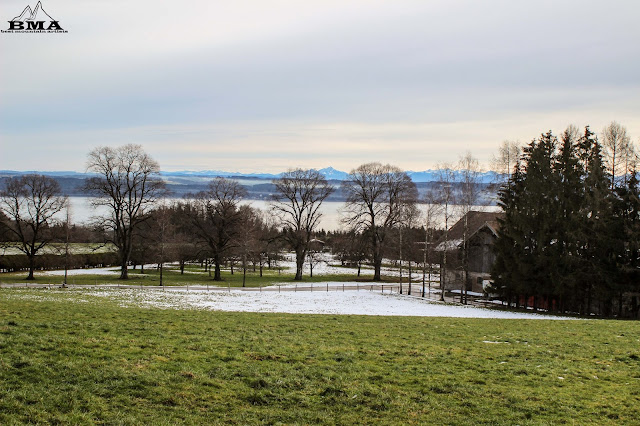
434;210;504;251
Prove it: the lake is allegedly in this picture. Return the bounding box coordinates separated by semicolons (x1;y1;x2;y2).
65;197;500;231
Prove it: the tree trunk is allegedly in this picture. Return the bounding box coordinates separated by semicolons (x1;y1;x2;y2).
26;255;36;280
439;261;446;302
120;262;129;280
372;233;382;281
399;228;403;294
242;256;247;287
213;256;222;281
373;258;382;281
295;249;305;281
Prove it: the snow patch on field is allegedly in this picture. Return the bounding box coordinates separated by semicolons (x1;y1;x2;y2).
42;267;121;276
278;253;430;281
52;288;574;319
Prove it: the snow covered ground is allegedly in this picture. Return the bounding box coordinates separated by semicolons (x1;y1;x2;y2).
25;256;570;319
39;253;433;282
45;287;574;320
42;267;122;276
277;253;430;281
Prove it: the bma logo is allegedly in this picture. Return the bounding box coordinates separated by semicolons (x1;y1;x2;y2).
3;1;66;33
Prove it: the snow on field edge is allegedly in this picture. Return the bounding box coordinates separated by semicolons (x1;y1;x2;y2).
6;288;577;320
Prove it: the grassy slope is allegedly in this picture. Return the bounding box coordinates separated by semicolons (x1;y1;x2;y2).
0;289;638;425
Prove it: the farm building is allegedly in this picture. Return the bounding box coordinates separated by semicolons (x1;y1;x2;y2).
434;211;504;294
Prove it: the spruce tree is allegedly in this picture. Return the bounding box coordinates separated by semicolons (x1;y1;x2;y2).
576;127;614;315
553;126;584;312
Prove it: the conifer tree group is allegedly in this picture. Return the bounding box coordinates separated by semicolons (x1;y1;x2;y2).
492;126;640;317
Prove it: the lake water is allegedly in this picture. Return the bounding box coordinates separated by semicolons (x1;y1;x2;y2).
65;197;499;231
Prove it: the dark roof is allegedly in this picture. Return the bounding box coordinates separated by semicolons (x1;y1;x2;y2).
435;210;504;251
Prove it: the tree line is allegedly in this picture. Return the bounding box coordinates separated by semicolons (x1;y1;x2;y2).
493;122;640;317
1;145;444;285
3;121;639;318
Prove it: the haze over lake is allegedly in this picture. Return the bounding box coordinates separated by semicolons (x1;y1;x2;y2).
66;197;498;231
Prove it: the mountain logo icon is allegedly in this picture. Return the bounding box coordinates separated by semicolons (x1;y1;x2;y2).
4;1;66;32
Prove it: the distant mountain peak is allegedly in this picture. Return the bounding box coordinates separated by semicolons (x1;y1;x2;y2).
317;167;349;180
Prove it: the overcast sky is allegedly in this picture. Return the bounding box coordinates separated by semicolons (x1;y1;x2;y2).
1;0;639;173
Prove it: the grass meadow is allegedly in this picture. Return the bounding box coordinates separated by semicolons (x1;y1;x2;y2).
0;288;639;424
0;264;403;289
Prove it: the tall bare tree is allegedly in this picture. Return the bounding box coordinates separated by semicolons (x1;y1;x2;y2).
456;152;485;304
235;205;262;287
271;169;334;280
491;140;522;188
342;163;417;281
491;140;521;177
84;144;167;279
398;203;421;295
184;177;247;281
421;189;443;298
602;121;635;189
148;203;176;287
0;174;68;280
435;163;456;301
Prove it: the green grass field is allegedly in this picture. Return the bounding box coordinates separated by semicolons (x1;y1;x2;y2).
0;264;403;288
0;289;638;424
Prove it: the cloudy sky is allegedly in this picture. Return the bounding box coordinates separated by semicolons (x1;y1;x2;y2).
1;0;639;173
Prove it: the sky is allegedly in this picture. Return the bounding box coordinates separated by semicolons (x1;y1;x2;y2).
1;0;639;173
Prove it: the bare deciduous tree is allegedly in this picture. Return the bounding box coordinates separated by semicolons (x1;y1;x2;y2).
435;163;456;301
421;189;443;298
602;121;635;189
456;152;485;304
236;205;262;287
0;174;67;280
185;177;248;281
397;203;421;295
491;140;522;186
342;163;417;281
271;169;334;280
84;144;167;279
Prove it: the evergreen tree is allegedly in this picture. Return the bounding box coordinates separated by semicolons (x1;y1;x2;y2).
576;128;615;315
553;126;584;312
492;161;526;306
611;170;640;316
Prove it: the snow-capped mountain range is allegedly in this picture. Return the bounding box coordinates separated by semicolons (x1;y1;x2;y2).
163;167;499;183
